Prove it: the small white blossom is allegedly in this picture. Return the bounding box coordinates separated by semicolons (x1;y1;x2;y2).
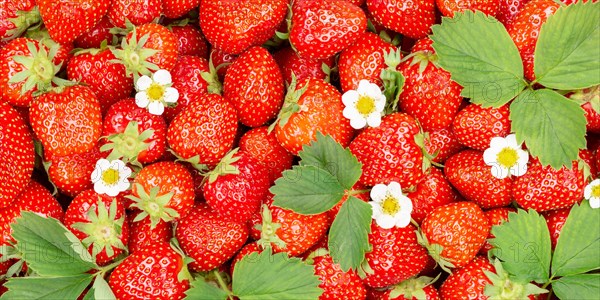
135;69;179;115
584;179;600;209
369;181;413;229
342;80;386;129
91;159;132;197
483;134;529;179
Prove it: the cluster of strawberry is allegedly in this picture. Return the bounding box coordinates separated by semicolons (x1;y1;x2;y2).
0;0;598;299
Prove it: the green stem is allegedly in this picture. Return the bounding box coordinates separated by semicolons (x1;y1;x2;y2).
541;276;555;289
214;270;234;300
348;189;371;196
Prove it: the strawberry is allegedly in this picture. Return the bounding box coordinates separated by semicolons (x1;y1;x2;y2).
48;145;105;197
127;210;172;254
165;55;211;121
366;0;436;39
273;78;354;155
513;158;585;212
407;168;458;224
167;93;238;166
445;150;513;209
24;27;74;69
230;241;263;273
29;85;103;157
199;0;288;54
349;113;425;188
338;32;397;92
128;161;195;227
436;0;500;17
506;0;560;82
497;0;531;26
176;203;249;272
238;126;294;184
310;252;367;300
399;38;463;132
203;150;271;223
38;0;110;44
108;0;163;28
290;0;367;59
0;101;34;208
74;16;114;49
0;0;40;43
423;127;465;164
248;195;329;256
439;256;494;299
362;223;429;288
169;23;209;58
63;189;129;266
163;0;200;19
382;276;440;300
419;201;491;270
543;208;570;250
273;46;335;84
109;242;189;300
452;103;511;151
210;48;238;81
480;207;516;255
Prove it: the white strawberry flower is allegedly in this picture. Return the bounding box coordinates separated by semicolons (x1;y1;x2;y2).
91;159;132;197
584;179;600;209
134;69;179;115
342;79;386;129
369;181;413;229
483;134;529;179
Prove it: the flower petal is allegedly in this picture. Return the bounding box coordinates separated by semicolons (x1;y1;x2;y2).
94;181;108;195
590;198;600;209
136;75;152;91
366;113;382;128
370;201;383;218
135;92;150;108
363;82;383;99
483;148;499;165
164;87;179;103
504;134;519;148
395;213;412;228
584;183;593;199
370;184;388;202
387;181;402;198
398;195;413;213
374;96;386;112
342;90;359;106
510;163;527;177
357;80;371;92
375;214;396;229
350;116;367;130
148;101;165;116
490;165;509;179
343;107;359;119
153;69;172;85
489;136;507;150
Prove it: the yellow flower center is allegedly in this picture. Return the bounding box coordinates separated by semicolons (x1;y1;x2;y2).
355;95;376;116
102;169;120;186
592;185;600;198
497;147;519;168
146;84;165;101
381;195;400;216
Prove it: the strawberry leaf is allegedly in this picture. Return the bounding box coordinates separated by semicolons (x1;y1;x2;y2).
430;10;526;108
551;203;600;277
232;250;323;299
10;212;97;276
328;196;372;272
299;132;362;189
534;1;600;90
185;279;229;300
552;274;600;300
489;209;552;284
0;274;93;300
510;89;586;169
85;275;116;300
271;165;346;215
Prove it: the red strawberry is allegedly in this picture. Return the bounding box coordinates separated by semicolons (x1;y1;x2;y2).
439;256;494;299
74;16;114;49
290;0;367;59
203;150;270;223
366;0;436;39
127;210;172;254
176;203;249;272
0;0;39;42
0;101;34;208
382;276;440;300
349;113;425;188
109;242;189;300
543;208;570;250
445;150;513;209
108;0;163;28
419;201;491;270
199;0;288;54
239;126;294;184
452;103;511;151
424;127;464;164
310;252;367;300
165;55;211;121
224;46;285;127
436;0;500;17
163;0;200;19
169;23;209;58
407;168;458;224
480;207;516;255
48;145;105;197
63;189;129;266
273;46;335;84
210;48;238;81
362;223;429;288
167;93;238;166
38;0;110;44
497;0;531;26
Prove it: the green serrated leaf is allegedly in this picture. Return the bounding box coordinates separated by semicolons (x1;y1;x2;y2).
232;250;323;300
0;274;93;300
534;1;600;90
328;196;372;272
489;209;551;283
552;274;600;300
184;279;228;300
11;212;97;276
299;132;362;189
90;275;116;300
271;165;346;215
510;89;586;169
552;203;600;277
431;10;526;107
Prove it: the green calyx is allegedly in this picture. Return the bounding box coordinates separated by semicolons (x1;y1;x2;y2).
0;243;26;278
484;259;548;299
416;230;455;273
268;73;309;133
110;28;159;80
126;183;178;229
169;238;195;283
570;85;600;113
70;198;127;260
388;276;439;300
380;49;405;115
255;204;287;250
100;121;153;169
4;7;42;42
200;54;226;95
413;132;443;173
205;148;241;184
168;149;210;173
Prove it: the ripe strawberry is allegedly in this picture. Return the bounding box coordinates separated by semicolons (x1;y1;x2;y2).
48;145;105;197
407;168;457;224
127;210;172;254
273;46;335;84
109;242;189;300
63;189;129;266
506;0;560;82
439;256;494;299
203;150;271;223
0;0;39;42
338;32;397;92
74;16;114;49
349;113;425;188
366;0;436;39
169;23;209;58
38;0;110;44
419;201;491;270
239;126;294;184
452;103;511;151
362;223;429;288
513;158;585;212
176;203;249;272
210;48;238;81
382;276;440;300
163;0;200;18
273;78;354;155
436;0;500;17
108;0;163;28
165;55;211;121
167;94;238;166
445;150;513;209
423;127;464;164
497;0;531;26
290;0;367;59
29;85;102;157
543;208;570;250
480;207;516;255
310;252;367;300
0;102;34;208
199;0;288;54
